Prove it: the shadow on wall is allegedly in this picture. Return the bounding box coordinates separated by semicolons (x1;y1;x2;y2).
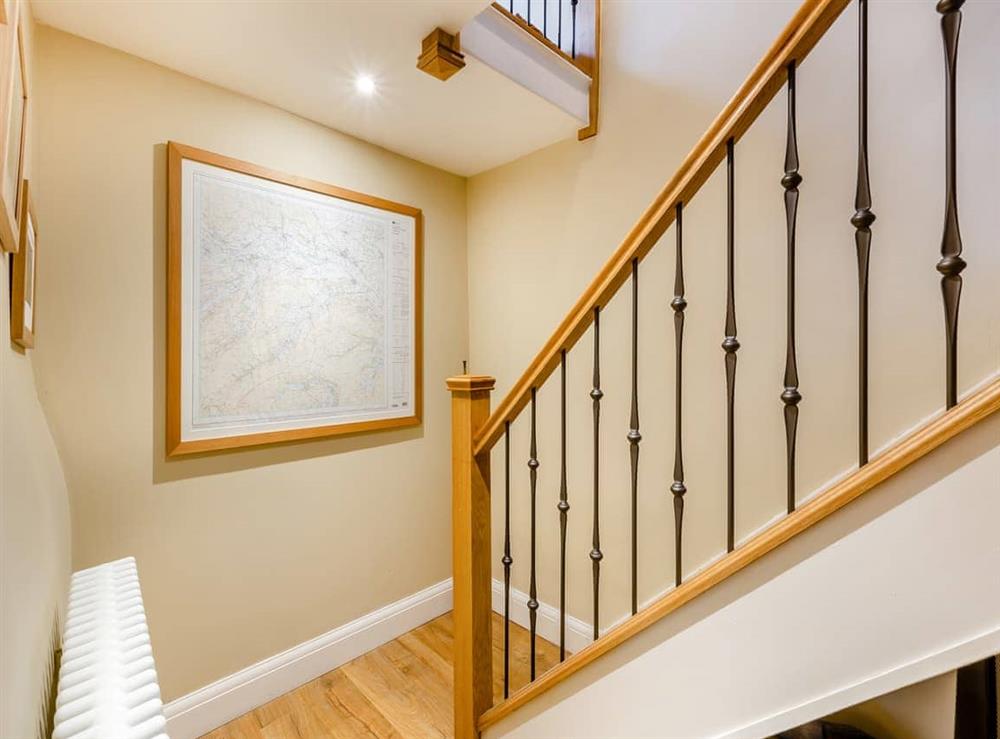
147;143;423;485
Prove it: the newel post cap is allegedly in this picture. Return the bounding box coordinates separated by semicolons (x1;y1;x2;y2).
446;375;496;392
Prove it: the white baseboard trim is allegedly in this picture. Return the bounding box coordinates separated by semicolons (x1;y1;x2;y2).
491;578;593;655
716;624;1000;739
163;578;453;739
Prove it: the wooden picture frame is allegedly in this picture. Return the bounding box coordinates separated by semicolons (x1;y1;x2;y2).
166;142;423;456
10;178;35;348
0;10;26;254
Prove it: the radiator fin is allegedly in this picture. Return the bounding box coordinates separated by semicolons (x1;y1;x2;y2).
53;557;168;739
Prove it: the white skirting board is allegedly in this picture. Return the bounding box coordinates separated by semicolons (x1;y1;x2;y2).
491;579;593;656
164;576;590;738
163;579;453;739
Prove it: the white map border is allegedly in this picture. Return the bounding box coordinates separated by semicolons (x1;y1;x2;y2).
179;159;417;442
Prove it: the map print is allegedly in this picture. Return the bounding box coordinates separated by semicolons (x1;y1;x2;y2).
184;163;414;437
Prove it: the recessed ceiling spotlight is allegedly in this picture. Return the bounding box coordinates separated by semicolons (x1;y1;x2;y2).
355;74;376;96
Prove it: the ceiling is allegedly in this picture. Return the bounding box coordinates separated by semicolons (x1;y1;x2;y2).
32;0;582;176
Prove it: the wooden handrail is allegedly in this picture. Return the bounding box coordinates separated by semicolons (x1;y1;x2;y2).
472;0;850;457
479;377;1000;730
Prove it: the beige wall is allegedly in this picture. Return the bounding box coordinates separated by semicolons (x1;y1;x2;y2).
30;25;468;701
468;0;1000;630
1;4;73;739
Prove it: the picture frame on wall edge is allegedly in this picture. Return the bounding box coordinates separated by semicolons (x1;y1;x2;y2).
0;7;27;254
11;178;36;348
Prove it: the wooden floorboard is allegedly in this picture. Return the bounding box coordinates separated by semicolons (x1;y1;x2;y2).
202;612;562;739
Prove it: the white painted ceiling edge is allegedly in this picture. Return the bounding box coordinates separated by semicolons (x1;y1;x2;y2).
485;412;1000;738
32;0;583;176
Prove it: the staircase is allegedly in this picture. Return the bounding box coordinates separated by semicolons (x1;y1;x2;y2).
448;0;999;736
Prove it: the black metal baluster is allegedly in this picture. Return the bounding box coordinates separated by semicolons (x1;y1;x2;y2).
938;0;966;410
528;388;539;681
590;306;603;640
502;421;512;698
558;0;563;49
543;0;548;37
628;260;641;615
782;62;803;514
723;138;740;553
557;350;570;661
571;0;578;58
852;0;875;466
671;202;687;587
527;0;532;26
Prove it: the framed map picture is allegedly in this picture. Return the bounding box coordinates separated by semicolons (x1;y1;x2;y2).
166;142;422;456
10;178;34;348
0;9;27;254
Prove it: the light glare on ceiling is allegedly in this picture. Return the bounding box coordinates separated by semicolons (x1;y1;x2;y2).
355;74;376;96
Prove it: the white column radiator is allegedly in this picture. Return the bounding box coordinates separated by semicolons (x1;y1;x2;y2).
53;556;168;739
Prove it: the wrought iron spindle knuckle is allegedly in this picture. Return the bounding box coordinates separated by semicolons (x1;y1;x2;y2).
937;254;966;278
851;207;876;230
781;387;802;406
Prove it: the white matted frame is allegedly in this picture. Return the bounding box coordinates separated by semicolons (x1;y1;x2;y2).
166;142;423;456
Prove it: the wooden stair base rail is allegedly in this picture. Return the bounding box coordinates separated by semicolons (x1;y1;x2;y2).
448;375;497;739
479;377;1000;731
472;0;851;458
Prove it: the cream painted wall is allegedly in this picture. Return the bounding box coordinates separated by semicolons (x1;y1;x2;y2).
30;25;468;702
468;0;1000;634
1;4;73;739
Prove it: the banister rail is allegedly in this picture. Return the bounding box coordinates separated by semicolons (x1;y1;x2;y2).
472;0;850;458
478;376;1000;730
454;0;990;735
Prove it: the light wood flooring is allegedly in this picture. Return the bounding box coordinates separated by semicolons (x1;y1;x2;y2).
202;612;561;739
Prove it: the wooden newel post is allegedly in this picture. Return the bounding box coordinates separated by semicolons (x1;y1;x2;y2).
447;374;495;739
